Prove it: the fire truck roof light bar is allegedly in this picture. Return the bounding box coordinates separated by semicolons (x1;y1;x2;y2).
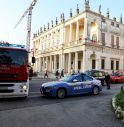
0;42;25;48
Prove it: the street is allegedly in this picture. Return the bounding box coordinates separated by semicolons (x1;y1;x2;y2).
0;78;124;127
1;0;124;127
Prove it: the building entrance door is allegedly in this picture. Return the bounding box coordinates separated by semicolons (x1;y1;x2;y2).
78;61;81;70
92;59;96;69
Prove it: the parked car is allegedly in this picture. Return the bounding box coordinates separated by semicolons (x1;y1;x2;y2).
85;69;105;86
110;72;124;83
40;73;102;99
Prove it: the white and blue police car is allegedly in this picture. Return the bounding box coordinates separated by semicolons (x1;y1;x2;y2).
40;73;102;99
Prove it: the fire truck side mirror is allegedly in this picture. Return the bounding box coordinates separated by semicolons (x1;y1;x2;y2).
32;57;35;63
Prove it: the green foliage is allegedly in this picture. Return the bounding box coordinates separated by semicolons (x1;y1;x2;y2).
116;90;124;110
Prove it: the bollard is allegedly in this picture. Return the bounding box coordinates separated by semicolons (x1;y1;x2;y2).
121;85;124;91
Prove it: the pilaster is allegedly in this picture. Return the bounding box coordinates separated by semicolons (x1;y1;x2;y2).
68;53;71;73
76;21;79;42
75;52;78;72
50;55;52;72
83;51;86;72
54;55;57;72
84;18;88;41
69;24;72;45
46;56;48;69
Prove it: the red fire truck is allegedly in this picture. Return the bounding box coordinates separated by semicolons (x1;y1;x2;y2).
0;42;29;98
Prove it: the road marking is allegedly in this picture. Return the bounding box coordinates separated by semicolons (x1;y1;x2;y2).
28;92;43;98
29;92;41;94
29;92;41;97
28;94;42;98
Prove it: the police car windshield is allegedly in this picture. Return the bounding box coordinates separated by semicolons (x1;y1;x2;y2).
0;49;27;65
60;75;76;82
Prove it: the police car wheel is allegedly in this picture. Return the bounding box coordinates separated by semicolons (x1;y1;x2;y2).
92;86;99;95
57;88;66;99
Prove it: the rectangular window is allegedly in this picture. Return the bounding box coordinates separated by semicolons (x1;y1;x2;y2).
116;37;119;48
57;62;59;69
116;24;119;28
101;59;105;69
102;18;106;23
101;33;105;45
111;60;114;70
78;61;81;70
111;35;114;48
92;60;96;69
111;22;114;26
116;61;119;70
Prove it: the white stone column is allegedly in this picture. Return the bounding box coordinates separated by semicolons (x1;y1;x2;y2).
65;54;68;73
83;51;86;72
37;58;39;72
114;60;116;71
96;59;99;70
68;53;71;73
123;59;124;71
62;53;65;70
84;18;88;42
34;59;37;72
60;26;65;45
69;24;72;44
99;57;101;70
39;57;42;72
120;59;123;71
76;20;79;42
43;57;45;71
59;54;61;70
41;57;43;71
34;60;36;72
75;52;78;72
50;55;52;72
40;57;42;71
98;21;102;44
36;59;38;72
54;55;57;72
46;56;48;70
105;57;110;71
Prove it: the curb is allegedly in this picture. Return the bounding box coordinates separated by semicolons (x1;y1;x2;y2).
31;76;57;80
112;96;124;122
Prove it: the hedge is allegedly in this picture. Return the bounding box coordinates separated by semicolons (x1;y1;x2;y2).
116;90;124;110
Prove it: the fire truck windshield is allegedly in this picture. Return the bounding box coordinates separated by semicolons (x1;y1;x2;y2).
0;49;28;65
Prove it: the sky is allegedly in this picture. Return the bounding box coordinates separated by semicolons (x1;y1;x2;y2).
0;0;124;48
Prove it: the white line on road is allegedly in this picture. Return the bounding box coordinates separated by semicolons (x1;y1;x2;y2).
29;92;41;94
28;92;41;98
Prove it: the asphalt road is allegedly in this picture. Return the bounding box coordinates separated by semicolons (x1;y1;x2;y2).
0;78;124;127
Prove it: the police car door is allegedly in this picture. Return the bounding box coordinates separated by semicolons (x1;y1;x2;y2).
81;74;93;93
71;75;83;94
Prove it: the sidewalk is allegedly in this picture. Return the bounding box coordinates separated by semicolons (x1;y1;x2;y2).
32;72;69;80
32;72;56;79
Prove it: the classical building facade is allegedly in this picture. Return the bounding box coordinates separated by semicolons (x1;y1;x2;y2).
32;0;124;74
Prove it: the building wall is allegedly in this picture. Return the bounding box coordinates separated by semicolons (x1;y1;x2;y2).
32;7;124;74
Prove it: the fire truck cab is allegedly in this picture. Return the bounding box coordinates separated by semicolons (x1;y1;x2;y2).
0;42;29;98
